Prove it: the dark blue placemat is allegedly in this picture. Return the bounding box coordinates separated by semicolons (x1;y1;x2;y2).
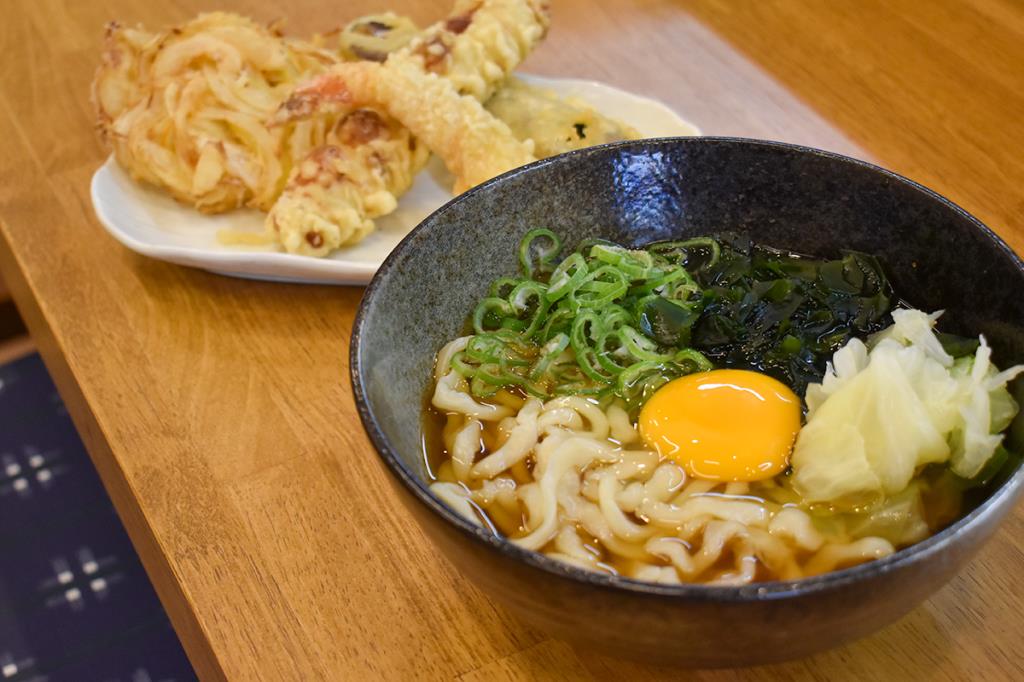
0;353;196;682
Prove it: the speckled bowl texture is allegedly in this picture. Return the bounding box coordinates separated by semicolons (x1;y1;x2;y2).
351;138;1024;667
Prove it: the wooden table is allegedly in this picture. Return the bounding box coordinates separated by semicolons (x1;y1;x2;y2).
2;0;1022;679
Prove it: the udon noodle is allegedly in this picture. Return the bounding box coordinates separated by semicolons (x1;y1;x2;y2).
427;338;910;585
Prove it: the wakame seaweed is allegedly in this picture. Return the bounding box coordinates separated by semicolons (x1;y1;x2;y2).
685;233;895;394
452;230;896;409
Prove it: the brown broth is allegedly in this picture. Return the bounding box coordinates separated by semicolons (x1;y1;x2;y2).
420;397;449;482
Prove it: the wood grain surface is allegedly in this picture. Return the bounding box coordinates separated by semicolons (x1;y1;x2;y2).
1;0;1022;679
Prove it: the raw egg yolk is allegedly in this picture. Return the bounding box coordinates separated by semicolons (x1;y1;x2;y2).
638;369;801;482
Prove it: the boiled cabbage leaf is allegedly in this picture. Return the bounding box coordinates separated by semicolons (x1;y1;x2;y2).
792;309;1024;505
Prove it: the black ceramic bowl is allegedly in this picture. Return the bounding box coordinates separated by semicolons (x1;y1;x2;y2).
350;137;1024;666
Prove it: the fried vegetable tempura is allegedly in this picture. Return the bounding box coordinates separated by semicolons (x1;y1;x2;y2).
334;13;420;62
486;77;641;157
93;12;341;212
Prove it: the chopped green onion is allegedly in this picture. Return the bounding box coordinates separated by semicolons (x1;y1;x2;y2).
519;228;561;279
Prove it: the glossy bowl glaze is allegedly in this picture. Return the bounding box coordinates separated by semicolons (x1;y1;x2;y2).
350;138;1024;666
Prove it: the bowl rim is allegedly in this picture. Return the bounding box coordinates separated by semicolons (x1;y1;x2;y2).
350;136;1024;601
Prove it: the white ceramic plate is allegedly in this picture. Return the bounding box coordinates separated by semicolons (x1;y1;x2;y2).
90;74;701;285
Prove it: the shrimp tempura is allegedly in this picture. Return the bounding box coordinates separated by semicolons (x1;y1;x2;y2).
268;0;549;255
277;59;536;195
